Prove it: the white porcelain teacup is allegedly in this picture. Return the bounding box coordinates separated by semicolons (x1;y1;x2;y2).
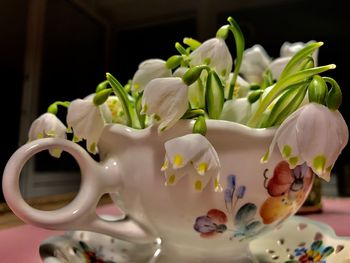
2;120;314;262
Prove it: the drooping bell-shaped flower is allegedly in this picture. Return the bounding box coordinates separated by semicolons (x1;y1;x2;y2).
141;77;189;133
131;59;172;92
66;98;105;154
263;103;348;181
161;133;222;192
220;98;257;125
189;38;232;79
28;112;67;157
239;44;272;84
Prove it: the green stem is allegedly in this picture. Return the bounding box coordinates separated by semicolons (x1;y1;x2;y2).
227;16;245;100
106;73;141;129
247;64;336;127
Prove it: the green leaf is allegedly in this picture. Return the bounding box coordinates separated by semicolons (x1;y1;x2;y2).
206;71;224;119
279;41;323;80
264;81;308;127
106;73;141;128
247;64;336;127
227;16;245;99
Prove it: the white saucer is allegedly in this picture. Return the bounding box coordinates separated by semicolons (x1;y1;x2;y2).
39;216;350;263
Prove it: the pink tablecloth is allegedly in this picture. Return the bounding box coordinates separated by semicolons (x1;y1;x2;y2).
0;198;349;263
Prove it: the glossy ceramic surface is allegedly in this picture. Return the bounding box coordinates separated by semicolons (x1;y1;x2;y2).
3;120;315;262
40;216;350;263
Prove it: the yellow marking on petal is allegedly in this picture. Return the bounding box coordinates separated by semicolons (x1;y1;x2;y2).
197;162;208;175
313;155;326;174
233;85;240;97
194;180;202;191
133;83;140;92
37;133;44;139
161;159;169;171
142;104;148;114
282;145;292;158
154;114;161;121
288;156;299;166
214;178;222;192
50;148;61;158
260;149;270;163
72;135;81;142
173;154;183;168
89;142;97;154
326;165;333;173
167;174;176;185
66;127;72;133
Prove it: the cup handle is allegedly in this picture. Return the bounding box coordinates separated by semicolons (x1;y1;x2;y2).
2;137;156;244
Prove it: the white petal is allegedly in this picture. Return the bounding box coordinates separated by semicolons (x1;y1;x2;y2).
142;77;188;132
296;103;348;179
132;59;172;92
220;98;253;125
239;44;272;83
268;57;291;80
67;99;105;153
280;41;319;66
190;38;232;79
28;113;67;157
164;134;211;169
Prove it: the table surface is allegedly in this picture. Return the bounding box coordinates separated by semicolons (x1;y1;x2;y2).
0;197;349;263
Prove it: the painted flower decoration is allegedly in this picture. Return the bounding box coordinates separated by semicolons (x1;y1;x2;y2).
262;103;349;181
141;77;189;133
292;240;334;263
67;98;105;154
131;59;172;92
28;112;67;157
193;209;227;237
161;133;221;191
190;37;232;79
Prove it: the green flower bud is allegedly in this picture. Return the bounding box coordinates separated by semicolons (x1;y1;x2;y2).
47;103;58;114
93;88;112;106
166;55;183;69
206;71;224;119
248;90;263;104
96;80;109;93
183;37;201;50
249;84;261;91
324;77;342;110
175;42;188;55
216;25;230;40
308;75;327;105
193;115;207;135
182;65;208;86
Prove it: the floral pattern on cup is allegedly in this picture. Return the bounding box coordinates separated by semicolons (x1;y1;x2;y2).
194;175;264;241
74;241;116;263
290;240;334;263
260;161;314;224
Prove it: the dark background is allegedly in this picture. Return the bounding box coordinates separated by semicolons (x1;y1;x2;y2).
1;0;349;201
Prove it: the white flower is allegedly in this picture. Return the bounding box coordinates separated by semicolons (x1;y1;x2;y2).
220;98;256;125
161;134;222;192
131;59;172;92
268;41;318;80
263;103;348;181
239;44;272;83
141;77;188;133
66;99;105;154
190;38;232;79
225;73;250;98
101;96;128;125
28;113;67;157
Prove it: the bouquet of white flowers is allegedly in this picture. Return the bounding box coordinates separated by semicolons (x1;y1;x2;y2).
28;16;348;190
